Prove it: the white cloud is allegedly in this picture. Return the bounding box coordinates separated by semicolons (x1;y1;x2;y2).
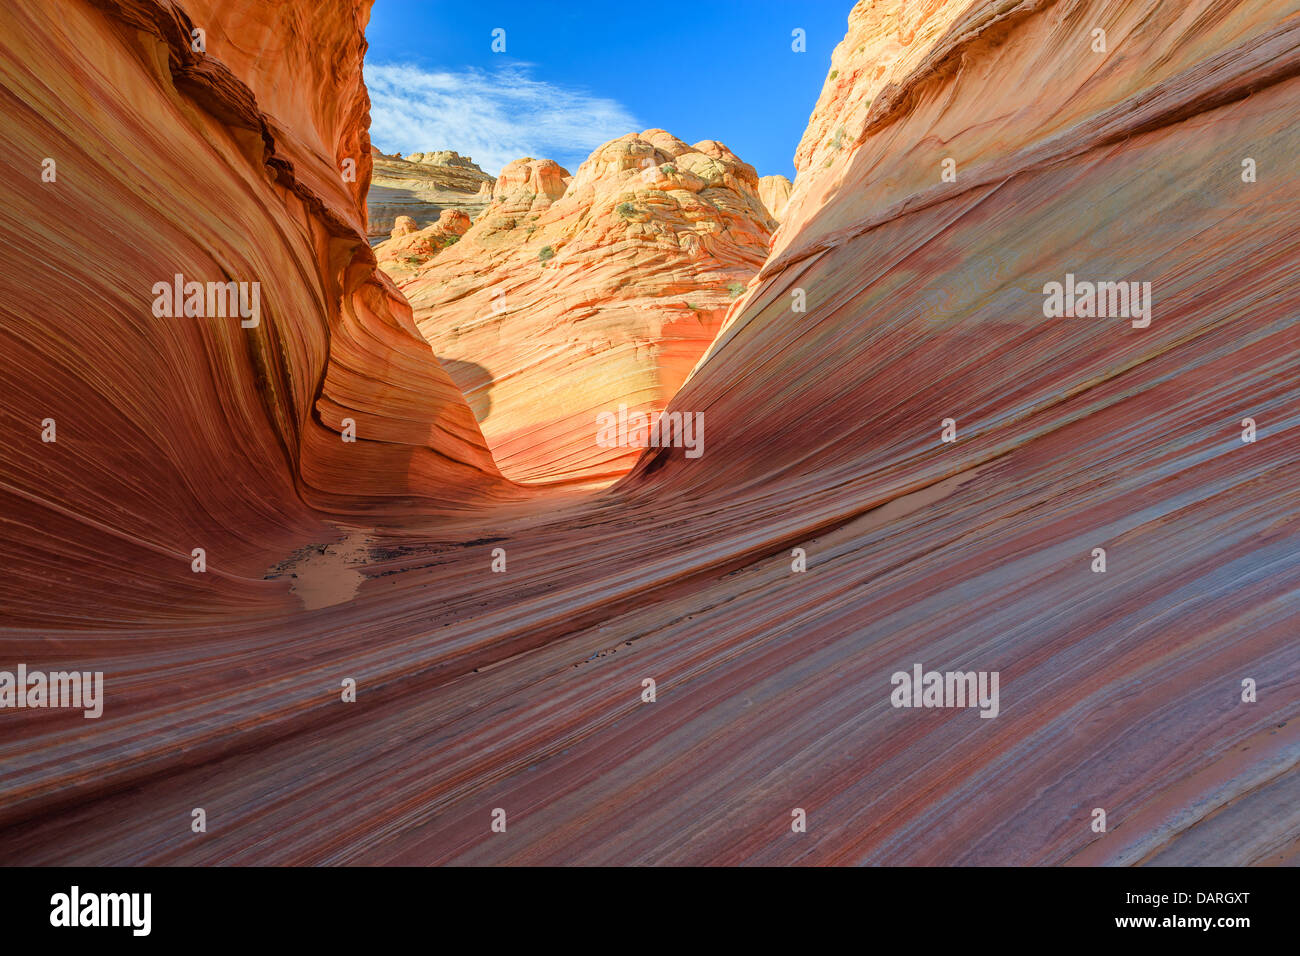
364;62;641;176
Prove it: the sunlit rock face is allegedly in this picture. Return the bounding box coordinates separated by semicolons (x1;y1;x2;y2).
373;209;472;282
367;148;493;242
758;174;792;221
0;0;1297;868
487;156;572;217
396;131;777;484
389;214;420;238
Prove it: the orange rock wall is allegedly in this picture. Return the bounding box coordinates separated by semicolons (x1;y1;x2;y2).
0;0;511;626
398;132;777;483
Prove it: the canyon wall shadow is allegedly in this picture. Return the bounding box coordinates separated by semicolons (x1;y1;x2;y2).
438;357;492;423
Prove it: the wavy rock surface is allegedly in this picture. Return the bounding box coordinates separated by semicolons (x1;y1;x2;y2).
367;147;493;242
397;131;777;483
0;0;512;629
0;0;1297;867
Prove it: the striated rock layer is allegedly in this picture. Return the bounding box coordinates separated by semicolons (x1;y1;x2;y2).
0;0;515;627
0;0;1297;867
366;147;493;243
398;132;778;483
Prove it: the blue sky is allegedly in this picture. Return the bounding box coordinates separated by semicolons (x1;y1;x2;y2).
364;0;857;180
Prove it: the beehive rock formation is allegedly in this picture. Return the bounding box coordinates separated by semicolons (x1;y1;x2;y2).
396;131;777;483
389;214;419;238
374;208;472;282
0;0;1296;867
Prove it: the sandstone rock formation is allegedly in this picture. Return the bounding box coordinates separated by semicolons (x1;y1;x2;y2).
0;0;514;625
375;209;472;281
405;150;482;170
367;147;493;242
1;0;1296;869
396;131;777;483
758;174;792;221
389;214;418;238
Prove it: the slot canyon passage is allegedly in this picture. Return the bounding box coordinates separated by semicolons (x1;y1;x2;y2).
0;0;1298;866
